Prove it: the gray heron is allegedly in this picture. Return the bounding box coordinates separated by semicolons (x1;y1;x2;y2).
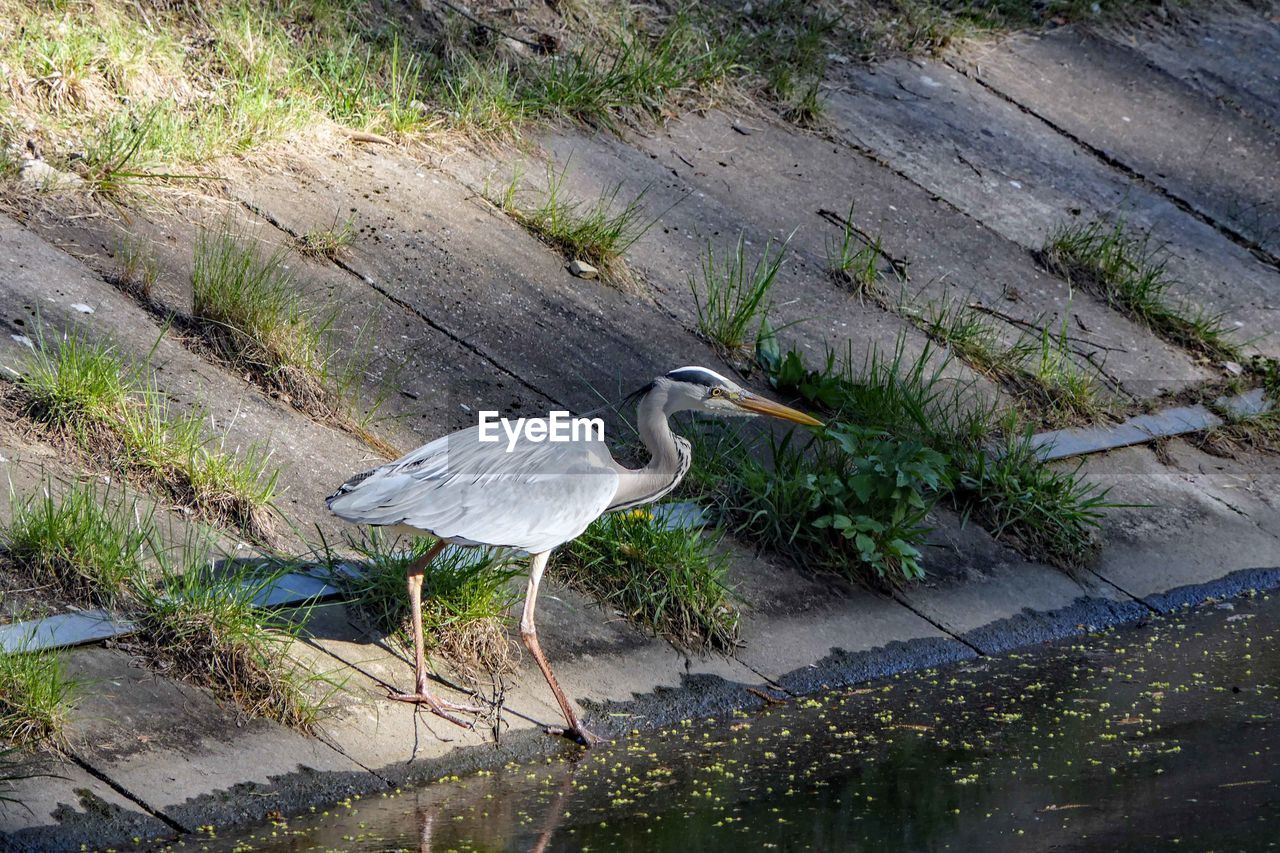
326;366;822;745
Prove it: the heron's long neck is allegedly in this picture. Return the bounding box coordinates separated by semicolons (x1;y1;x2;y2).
609;387;690;512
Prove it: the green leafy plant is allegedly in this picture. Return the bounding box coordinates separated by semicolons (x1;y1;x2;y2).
730;427;948;584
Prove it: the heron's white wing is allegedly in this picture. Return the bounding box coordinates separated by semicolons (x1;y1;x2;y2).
327;424;620;554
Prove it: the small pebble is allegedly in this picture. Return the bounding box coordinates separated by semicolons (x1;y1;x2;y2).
568;259;599;279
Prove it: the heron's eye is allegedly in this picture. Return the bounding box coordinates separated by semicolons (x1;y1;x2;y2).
709;387;724;398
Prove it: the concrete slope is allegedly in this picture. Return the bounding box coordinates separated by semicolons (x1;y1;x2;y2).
825;57;1280;358
960;28;1280;259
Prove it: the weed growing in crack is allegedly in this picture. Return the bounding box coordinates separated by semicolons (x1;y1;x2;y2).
1042;218;1239;362
826;204;884;297
557;509;739;651
295;218;355;261
193;226;339;418
914;299;1103;427
114;231;159;301
329;530;519;681
15;329;278;540
691;231;792;356
497;162;653;278
130;549;338;731
953;416;1110;569
2;479;154;608
744;332;1113;572
0;646;76;750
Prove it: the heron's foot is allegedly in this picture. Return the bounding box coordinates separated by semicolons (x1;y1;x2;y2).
387;689;483;727
545;724;602;747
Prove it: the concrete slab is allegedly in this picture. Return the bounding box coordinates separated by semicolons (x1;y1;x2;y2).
229;150;736;419
1082;442;1280;607
15;195;562;462
1108;9;1280;136
0;609;134;653
622;110;1204;397
962;28;1280;258
282;606;499;780
0;214;378;545
459;126;958;390
825;58;1280;358
62;647;379;831
712;543;959;686
0;754;173;852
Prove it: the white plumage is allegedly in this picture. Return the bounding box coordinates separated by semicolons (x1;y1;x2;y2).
327;421;621;554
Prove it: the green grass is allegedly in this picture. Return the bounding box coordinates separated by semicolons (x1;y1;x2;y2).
193;227;338;417
747;332;1113;572
2;479;154;608
131;554;335;730
691;232;792;355
1042;219;1240;361
954;417;1110;569
114;231;159;301
0;647;76;749
524;14;737;129
497;163;653;278
913;299;1104;426
16;329;278;539
331;530;519;679
826;204;884;297
557;509;739;651
296;219;355;261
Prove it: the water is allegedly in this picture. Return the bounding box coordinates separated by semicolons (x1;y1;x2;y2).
214;592;1279;852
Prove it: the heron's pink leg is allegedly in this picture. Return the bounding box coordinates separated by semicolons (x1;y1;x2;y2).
388;541;482;725
521;551;600;747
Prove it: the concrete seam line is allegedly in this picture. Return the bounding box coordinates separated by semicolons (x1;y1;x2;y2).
66;751;188;834
942;55;1280;271
888;592;985;656
1084;567;1160;615
234;196;571;413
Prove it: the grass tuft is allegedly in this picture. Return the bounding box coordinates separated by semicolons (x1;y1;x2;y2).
2;479;153;608
826;204;884;297
558;509;739;651
114;232;159;301
0;647;76;749
15;329;278;539
1042;219;1240;361
914;299;1104;427
497;163;652;277
333;530;519;680
193;227;337;418
691;231;792;355
131;554;333;730
295;220;354;261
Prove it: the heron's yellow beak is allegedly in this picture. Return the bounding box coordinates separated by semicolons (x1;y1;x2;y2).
731;393;825;427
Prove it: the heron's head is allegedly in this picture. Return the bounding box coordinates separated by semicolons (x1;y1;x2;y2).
647;366;823;427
